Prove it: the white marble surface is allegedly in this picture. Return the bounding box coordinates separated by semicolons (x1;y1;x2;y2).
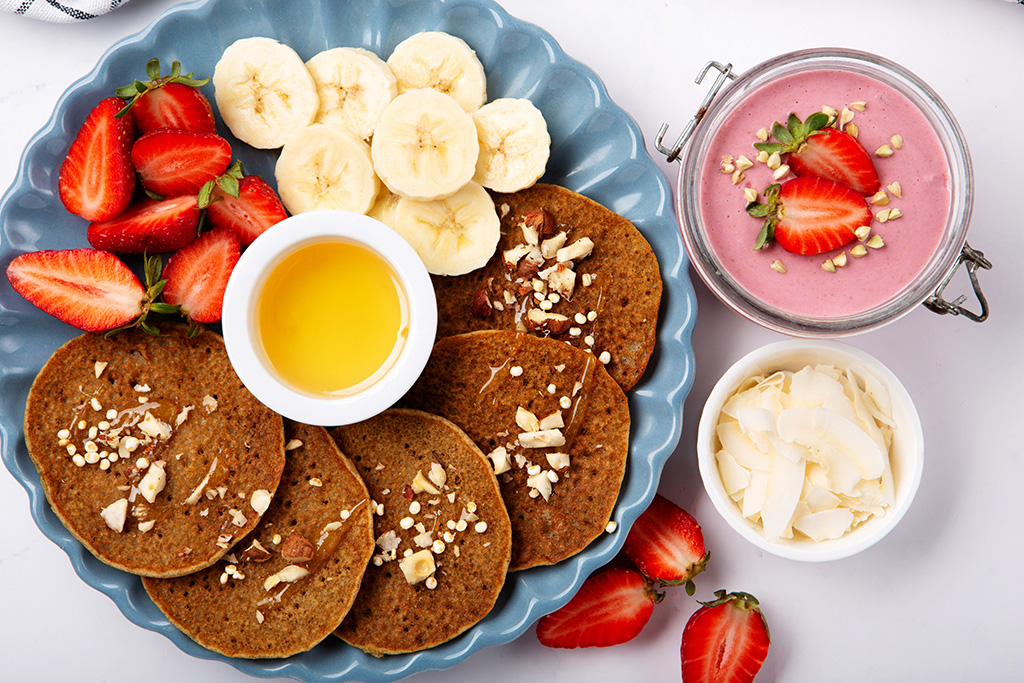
1;0;1022;681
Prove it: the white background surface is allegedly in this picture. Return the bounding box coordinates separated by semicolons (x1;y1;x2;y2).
1;0;1022;681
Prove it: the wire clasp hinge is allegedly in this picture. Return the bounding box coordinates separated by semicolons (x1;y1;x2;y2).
922;243;992;322
655;61;736;163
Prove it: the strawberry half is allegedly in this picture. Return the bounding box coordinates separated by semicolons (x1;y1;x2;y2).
622;494;709;594
5;249;175;332
57;96;136;222
788;127;880;196
161;226;241;324
206;175;288;246
747;177;870;256
131;128;232;197
116;58;216;134
87;195;200;254
681;590;770;683
536;566;662;649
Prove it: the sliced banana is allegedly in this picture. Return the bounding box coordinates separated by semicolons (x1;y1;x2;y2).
387;31;487;113
213;37;319;149
390;181;500;276
275;123;380;215
473;98;550;192
371;88;479;202
305;47;398;141
368;188;401;227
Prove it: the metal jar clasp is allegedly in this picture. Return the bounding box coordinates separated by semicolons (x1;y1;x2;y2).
923;243;992;322
655;61;735;163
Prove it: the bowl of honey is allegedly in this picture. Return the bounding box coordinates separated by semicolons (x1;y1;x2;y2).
222;210;437;426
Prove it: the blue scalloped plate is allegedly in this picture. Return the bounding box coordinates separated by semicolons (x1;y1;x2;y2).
0;0;696;680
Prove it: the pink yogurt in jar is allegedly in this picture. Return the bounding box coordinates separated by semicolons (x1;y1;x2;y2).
675;49;974;336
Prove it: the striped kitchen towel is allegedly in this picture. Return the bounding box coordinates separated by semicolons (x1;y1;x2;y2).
0;0;130;22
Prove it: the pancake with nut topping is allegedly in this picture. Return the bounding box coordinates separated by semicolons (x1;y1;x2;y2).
402;330;630;571
23;325;285;577
142;420;374;658
330;408;512;656
431;183;662;391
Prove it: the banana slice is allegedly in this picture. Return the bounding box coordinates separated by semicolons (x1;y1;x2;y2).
213;36;319;149
390;181;500;276
386;31;487;113
305;47;398;140
472;98;551;192
371;88;479;202
275;123;380;215
368;188;401;226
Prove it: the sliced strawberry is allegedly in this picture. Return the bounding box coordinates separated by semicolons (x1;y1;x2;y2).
622;494;709;593
161;226;241;324
747;177;870;256
6;249;146;331
788;127;880;196
57;96;136;222
87;195;200;254
131;129;232;197
681;590;770;683
116;57;215;134
536;566;662;649
206;175;288;246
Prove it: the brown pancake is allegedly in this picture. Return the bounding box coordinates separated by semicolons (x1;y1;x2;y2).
330;409;511;656
402;331;630;571
431;183;662;391
143;421;375;658
23;325;285;577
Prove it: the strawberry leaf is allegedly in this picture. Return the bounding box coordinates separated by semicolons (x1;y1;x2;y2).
772;121;793;145
754;142;785;154
804;111;830;133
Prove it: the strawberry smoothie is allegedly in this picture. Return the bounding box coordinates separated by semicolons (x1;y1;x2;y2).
697;68;951;320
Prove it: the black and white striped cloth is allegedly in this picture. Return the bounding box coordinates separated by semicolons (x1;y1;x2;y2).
0;0;130;22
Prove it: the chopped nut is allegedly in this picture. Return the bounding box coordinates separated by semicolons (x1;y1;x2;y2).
556;237;594;264
887;181;903;198
93;361;107;378
515;406;541;432
279;532;316;563
138;461;167;504
525;308;571;335
846;123;859;139
540;231;568;260
772;164;790;180
875;144;894;158
770;259;787;274
527;471;553;501
876;209;892;223
866;235;885;249
524;208;557;239
851;244;868;257
731;169;744;185
100;498;128;533
767;152;782;170
822;259;837;273
855;225;872;241
888;208;903;221
891;133;904;149
263;564;309;591
833;252;848;268
138;520;156;533
518;429;566;449
411;470;440;495
546;452;570;470
869;191;889;206
428;462;447;489
399;548;436;584
241;539;272;562
839;107;854;128
471;289;492;318
821;104;838;118
308;477;323;487
756;127;769;141
502;243;532;270
250;489;272;516
202;395;218;413
743;187;758;203
755;150;770;163
850;100;867;112
538;411;564;430
735;155;753;171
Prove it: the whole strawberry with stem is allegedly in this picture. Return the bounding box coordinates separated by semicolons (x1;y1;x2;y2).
681;590;770;683
756;111;880;196
536;566;663;649
622;493;709;595
746;177;870;256
199;161;288;246
116;58;216;134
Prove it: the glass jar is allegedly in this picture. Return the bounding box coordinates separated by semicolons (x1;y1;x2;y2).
658;48;990;337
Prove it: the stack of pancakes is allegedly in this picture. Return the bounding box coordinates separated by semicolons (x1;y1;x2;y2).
23;185;660;659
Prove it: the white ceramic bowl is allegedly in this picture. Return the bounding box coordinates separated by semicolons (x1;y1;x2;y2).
222;210;437;426
696;340;923;561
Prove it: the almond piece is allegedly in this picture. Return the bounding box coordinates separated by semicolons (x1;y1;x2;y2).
524;208;557;238
471;289;492;318
280;531;315;562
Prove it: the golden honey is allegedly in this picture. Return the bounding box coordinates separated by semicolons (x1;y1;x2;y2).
256;239;408;397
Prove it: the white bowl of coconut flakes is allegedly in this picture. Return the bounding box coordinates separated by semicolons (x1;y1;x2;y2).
696;340;924;561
